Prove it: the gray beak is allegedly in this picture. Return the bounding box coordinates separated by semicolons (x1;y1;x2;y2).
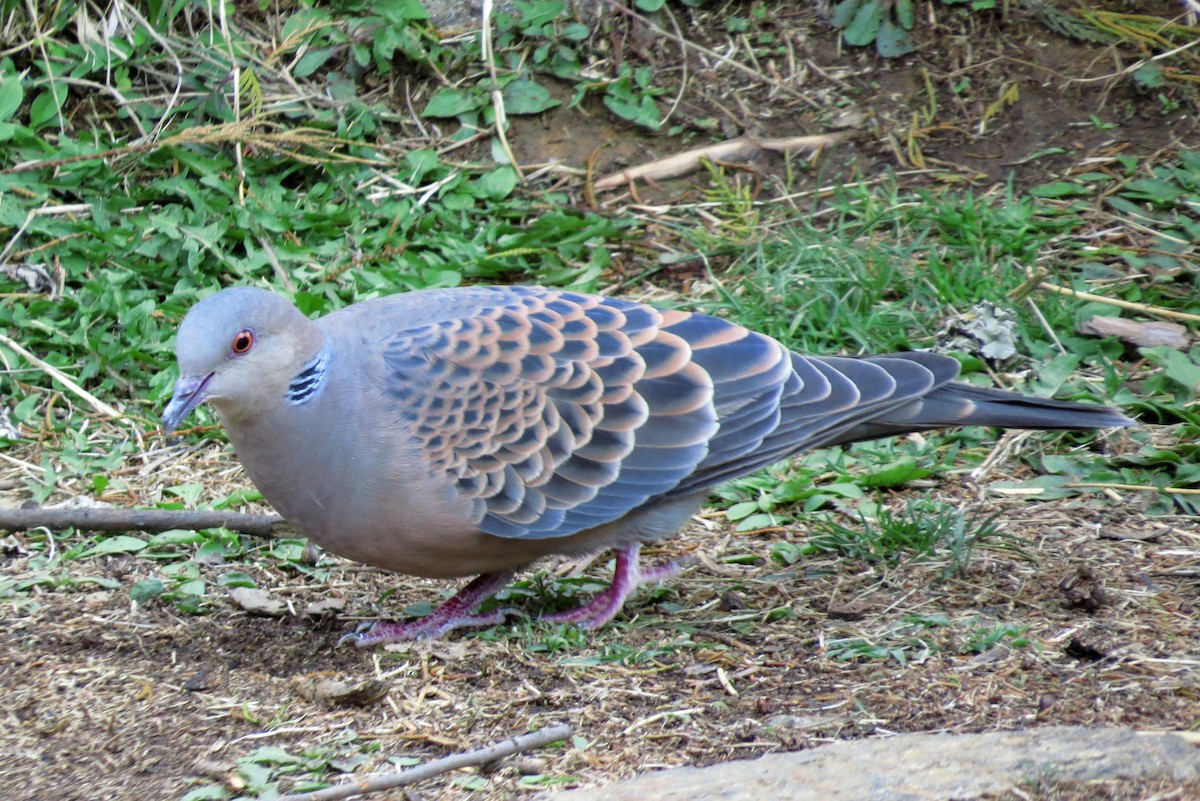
161;374;212;434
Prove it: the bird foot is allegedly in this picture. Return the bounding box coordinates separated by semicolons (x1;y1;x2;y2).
340;544;681;646
339;570;517;647
541;543;680;630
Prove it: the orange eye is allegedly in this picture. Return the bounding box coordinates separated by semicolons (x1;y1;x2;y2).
231;329;255;354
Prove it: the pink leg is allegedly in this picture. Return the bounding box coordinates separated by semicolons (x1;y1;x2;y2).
541;544;680;630
341;570;517;647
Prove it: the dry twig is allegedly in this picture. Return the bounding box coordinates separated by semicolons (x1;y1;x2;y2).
1036;279;1200;323
0;330;124;419
0;506;286;536
594;132;847;191
275;723;573;801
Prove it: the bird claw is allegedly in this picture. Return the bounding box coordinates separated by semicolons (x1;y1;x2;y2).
541;544;680;630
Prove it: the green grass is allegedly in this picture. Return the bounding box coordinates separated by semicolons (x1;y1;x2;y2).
824;613;1032;667
2;7;1197;799
789;497;1025;580
0;0;1197;622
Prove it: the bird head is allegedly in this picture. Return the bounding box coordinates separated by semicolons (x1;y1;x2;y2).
161;287;320;433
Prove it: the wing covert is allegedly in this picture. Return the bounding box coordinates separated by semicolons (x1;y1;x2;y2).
381;287;721;540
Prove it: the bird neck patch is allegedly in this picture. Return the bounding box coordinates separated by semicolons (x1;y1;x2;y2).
286;346;330;406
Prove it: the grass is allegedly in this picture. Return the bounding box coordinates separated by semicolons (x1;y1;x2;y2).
2;0;1197;614
0;3;1198;796
781;497;1022;580
823;613;1031;667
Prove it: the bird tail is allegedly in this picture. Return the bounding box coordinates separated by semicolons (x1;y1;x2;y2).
830;375;1134;446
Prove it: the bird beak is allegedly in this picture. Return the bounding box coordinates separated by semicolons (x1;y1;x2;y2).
161;373;213;434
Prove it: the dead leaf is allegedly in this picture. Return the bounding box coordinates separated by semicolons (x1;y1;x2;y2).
291;675;391;707
303;597;347;616
227;587;286;617
1078;316;1190;349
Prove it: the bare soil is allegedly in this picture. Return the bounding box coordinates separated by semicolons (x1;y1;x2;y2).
3;2;1199;800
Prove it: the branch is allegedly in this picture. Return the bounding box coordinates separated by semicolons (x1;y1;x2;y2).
276;724;573;801
0;329;125;419
0;507;287;537
1034;279;1200;323
594;132;848;190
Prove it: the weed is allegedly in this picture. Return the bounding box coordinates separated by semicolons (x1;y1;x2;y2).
802;497;1025;578
825;613;1031;666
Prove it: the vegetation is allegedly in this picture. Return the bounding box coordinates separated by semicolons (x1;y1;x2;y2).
0;2;1197;796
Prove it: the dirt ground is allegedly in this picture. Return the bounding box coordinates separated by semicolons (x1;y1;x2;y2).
3;2;1199;800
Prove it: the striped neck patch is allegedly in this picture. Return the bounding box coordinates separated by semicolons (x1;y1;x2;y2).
286;347;330;406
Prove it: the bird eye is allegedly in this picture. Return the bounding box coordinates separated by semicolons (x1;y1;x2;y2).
231;329;255;355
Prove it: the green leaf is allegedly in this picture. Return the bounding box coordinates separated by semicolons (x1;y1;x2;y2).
1141;346;1200;394
635;0;667;9
514;0;566;27
830;0;862;29
82;535;148;557
602;88;660;130
876;18;914;57
173;578;206;597
726;501;762;521
166;483;205;506
502;79;559;115
990;474;1076;500
561;23;590;41
423;87;484;118
894;0;915;28
29;88;64;129
1033;353;1081;395
843;0;884;46
281;9;332;42
0;73;23;123
376;0;430;23
1029;181;1088;198
735;513;779;532
294;47;336;78
481;165;518;199
217;572;257;588
131;579;165;603
1121;178;1184;205
451;775;489;792
148;529;205;547
862;455;929;487
236;760;274;791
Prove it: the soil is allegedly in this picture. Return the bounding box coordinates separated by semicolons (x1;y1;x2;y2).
3;2;1199;800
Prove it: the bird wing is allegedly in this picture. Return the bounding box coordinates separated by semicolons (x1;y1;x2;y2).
379;286;800;540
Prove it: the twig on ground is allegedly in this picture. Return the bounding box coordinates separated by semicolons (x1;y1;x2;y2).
275;723;574;801
0;507;287;536
594;132;847;191
0;330;125;419
1066;482;1200;496
481;0;523;181
1034;279;1200;323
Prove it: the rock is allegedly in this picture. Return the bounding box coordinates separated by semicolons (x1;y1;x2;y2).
537;727;1200;801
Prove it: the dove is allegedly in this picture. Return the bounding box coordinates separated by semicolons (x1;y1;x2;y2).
162;285;1132;646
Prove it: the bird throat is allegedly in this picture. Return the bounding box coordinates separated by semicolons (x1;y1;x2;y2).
285;346;330;406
